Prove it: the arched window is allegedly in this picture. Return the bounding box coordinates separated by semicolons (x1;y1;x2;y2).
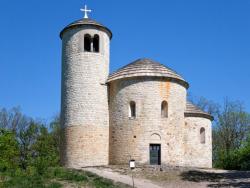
129;101;136;118
200;127;205;144
84;34;91;52
161;101;168;118
93;34;100;52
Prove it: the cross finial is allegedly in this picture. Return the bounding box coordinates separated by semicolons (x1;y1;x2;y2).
80;5;92;19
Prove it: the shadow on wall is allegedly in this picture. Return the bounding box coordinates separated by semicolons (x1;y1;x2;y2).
180;170;250;188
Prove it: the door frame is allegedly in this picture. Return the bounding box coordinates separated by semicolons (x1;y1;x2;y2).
149;144;161;165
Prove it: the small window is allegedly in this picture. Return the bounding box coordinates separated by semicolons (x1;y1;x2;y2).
84;34;91;52
93;34;100;52
129;101;136;118
200;127;205;144
161;101;168;118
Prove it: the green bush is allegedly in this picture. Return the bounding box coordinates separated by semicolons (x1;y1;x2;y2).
0;129;19;172
238;139;250;170
214;138;250;170
29;125;60;175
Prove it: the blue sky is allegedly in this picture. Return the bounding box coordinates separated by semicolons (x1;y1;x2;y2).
0;0;249;120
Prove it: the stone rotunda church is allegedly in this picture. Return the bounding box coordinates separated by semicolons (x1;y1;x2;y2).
60;6;213;169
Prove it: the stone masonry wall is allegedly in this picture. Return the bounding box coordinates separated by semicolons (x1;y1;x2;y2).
109;77;187;166
60;125;109;168
60;27;110;168
183;117;212;168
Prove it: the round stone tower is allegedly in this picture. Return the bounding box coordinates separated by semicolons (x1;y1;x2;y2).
108;58;189;166
60;9;112;168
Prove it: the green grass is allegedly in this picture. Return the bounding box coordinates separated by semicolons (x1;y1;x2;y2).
0;175;53;188
92;176;118;188
0;167;130;188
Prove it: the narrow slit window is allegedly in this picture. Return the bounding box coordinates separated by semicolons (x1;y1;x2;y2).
129;101;136;118
93;34;100;52
161;101;168;118
84;34;91;52
200;127;205;144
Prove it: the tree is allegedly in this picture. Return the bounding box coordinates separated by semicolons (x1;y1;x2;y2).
18;121;40;170
49;115;60;158
0;107;30;133
0;128;19;172
216;99;250;153
188;95;220;121
237;135;250;170
31;125;60;174
213;99;250;169
0;107;61;174
0;107;46;170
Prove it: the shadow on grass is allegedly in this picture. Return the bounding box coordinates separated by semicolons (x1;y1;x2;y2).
181;170;223;182
180;170;250;188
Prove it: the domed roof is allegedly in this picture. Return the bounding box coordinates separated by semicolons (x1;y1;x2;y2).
60;18;112;39
107;58;189;88
185;101;214;120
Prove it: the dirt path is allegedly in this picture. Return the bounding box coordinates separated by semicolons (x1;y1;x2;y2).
85;167;162;188
84;166;250;188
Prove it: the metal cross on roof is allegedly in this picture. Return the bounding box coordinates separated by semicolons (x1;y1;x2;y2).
80;5;92;19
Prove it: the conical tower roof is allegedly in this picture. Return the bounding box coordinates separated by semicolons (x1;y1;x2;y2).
60;18;112;39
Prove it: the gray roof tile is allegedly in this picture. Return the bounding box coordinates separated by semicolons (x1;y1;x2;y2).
60;18;112;39
107;58;189;88
185;101;214;120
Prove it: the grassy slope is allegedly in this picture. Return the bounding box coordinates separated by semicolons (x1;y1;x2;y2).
0;167;131;188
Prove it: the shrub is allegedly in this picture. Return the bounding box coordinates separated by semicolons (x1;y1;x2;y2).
0;129;19;172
